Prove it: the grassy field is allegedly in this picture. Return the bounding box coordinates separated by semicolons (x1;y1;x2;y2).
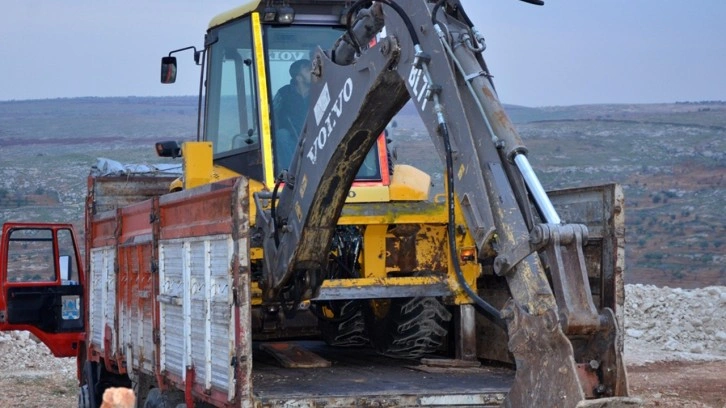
1;97;724;288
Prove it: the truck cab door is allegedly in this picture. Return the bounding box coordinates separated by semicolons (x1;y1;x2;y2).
0;223;85;357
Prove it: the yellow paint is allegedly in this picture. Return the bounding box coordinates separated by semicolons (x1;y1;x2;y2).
414;225;446;268
458;163;465;181
347;185;390;203
250;12;276;187
251;281;262;305
169;177;183;192
183;142;214;189
388;164;430;201
250;247;263;260
362;225;388;278
321;305;334;319
208;0;261;29
320;276;447;289
339;205;448;225
178;142;244;190
213;165;244;181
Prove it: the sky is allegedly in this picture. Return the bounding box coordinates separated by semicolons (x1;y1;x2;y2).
1;0;724;107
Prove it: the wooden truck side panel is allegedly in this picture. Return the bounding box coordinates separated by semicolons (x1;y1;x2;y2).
87;176;252;407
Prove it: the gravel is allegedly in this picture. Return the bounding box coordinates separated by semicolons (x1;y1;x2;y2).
0;331;76;378
625;284;726;365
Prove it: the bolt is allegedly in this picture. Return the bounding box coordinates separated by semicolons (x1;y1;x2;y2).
530;225;544;245
589;360;600;370
494;256;509;274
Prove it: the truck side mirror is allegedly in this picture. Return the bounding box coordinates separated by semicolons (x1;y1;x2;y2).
156;141;182;158
161;56;177;84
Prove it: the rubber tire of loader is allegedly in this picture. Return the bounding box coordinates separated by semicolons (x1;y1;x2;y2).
367;297;452;359
318;300;369;347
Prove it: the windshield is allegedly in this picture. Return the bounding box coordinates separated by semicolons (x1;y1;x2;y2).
264;24;382;180
205;17;260;158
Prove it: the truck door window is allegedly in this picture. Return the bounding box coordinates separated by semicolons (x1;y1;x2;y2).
205;17;259;157
6;228;55;283
57;228;79;285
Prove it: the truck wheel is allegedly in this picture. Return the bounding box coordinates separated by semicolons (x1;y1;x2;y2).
367;297;452;359
81;361;100;408
78;384;91;408
318;300;369;347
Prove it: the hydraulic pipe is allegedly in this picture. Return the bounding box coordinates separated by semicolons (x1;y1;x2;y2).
514;153;561;224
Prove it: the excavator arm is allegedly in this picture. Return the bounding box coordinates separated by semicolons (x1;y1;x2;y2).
256;1;635;406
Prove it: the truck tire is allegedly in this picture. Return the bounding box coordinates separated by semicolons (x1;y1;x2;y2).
318;300;369;347
367;297;452;359
81;361;100;408
78;384;91;408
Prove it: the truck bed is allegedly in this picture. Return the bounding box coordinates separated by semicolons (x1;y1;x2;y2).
252;341;514;407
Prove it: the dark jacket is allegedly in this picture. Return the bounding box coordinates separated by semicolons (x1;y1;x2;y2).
272;83;309;136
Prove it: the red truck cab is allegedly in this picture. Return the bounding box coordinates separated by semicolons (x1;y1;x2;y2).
0;222;85;358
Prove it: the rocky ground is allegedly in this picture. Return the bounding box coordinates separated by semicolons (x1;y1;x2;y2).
623;285;726;407
0;284;724;407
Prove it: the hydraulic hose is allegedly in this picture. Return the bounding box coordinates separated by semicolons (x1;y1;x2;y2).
379;0;505;327
439;118;505;329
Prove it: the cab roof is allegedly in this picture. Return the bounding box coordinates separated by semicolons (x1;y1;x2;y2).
208;0;261;30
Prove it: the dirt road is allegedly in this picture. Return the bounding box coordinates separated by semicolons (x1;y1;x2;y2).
628;361;726;408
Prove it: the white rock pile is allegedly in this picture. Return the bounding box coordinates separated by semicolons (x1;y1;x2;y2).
0;330;76;377
625;284;726;363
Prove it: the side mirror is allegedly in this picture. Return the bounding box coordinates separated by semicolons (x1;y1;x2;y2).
156;141;182;158
161;56;177;84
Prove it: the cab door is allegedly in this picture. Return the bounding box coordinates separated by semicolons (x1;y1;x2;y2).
0;223;85;357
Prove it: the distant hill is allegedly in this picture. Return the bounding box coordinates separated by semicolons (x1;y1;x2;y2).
1;96;724;288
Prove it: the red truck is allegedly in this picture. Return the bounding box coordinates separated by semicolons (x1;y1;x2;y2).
0;222;85;359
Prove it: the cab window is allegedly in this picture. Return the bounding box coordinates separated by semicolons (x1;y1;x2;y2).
264;24;383;180
205;17;262;178
6;228;55;283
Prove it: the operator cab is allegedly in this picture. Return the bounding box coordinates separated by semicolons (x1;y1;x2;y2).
163;1;390;188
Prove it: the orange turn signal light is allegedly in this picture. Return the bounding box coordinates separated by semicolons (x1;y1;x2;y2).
460;247;476;262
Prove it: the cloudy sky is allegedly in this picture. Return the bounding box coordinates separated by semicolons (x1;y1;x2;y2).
1;0;724;106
